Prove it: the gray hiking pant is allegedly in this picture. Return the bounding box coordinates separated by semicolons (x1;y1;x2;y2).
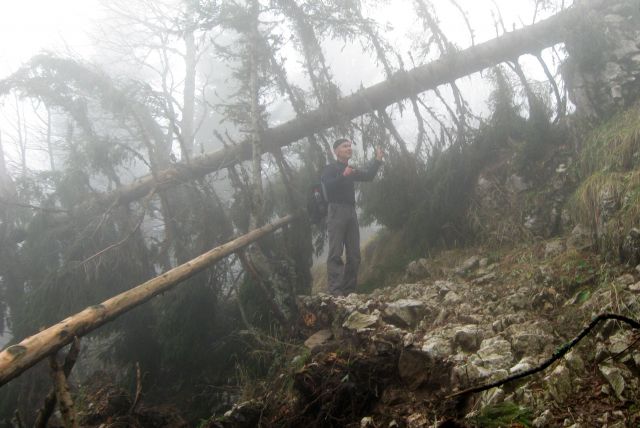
327;203;360;296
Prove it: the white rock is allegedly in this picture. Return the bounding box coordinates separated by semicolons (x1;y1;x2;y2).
475;337;513;370
599;364;625;400
545;364;572;404
509;359;533;374
616;273;635;286
421;336;453;360
454;325;483;352
343;311;380;330
304;329;333;350
545;239;566;258
564;351;585;374
532;409;552;428
444;291;462;304
360;416;374;427
384;299;426;328
512;331;551;355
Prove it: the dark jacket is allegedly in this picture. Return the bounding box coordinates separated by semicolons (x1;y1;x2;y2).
321;159;382;205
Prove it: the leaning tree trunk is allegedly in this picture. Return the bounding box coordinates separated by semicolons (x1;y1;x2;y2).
77;0;611;210
0;215;294;387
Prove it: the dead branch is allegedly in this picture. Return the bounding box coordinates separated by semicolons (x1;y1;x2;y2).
0;215;294;386
34;337;81;428
46;0;610;211
49;353;79;428
0;198;68;214
535;51;565;121
129;362;143;414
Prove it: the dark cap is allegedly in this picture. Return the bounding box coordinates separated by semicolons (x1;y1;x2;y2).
333;138;354;150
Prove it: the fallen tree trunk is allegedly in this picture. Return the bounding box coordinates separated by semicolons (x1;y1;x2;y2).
0;214;294;387
96;0;609;208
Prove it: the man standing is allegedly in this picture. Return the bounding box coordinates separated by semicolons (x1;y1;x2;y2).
321;138;384;296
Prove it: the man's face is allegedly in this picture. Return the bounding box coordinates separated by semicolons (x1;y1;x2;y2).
334;140;353;162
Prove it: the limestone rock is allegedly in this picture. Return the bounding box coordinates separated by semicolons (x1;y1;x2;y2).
616;273;635;286
599;364;625;400
544;239;566;258
405;258;430;280
506;173;530;193
360;416;374;427
567;224;593;251
509;357;536;374
475;336;513;371
304;329;333;351
545;364;572;404
512;331;553;356
384;299;427;328
405;413;428;427
453;325;483;352
564;351;585;374
443;291;462;305
456;256;480;275
421;336;453;360
533;409;553;428
343;311;380;330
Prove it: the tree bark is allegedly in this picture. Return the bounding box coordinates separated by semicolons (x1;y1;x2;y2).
34;337;81;428
86;0;610;209
49;353;79;428
0;215;294;387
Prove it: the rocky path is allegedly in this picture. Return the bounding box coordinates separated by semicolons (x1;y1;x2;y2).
220;239;640;427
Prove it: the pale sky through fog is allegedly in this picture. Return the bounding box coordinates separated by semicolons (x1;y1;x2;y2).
0;0;571;80
0;0;98;77
0;0;572;170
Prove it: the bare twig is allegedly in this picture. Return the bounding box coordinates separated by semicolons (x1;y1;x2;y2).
129;362;143;414
0;198;68;214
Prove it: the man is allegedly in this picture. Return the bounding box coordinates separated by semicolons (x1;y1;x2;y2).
321;138;384;296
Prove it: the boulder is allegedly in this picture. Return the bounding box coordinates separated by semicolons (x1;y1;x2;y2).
443;291;462;304
564;351;585;374
384;299;427;328
405;258;430;280
304;329;333;351
421;336;453;360
567;224;593;251
512;331;553;356
544;364;572;404
475;336;513;371
544;239;566;258
343;311;380;330
532;409;553;428
456;256;480;275
599;364;625;400
453;325;483;352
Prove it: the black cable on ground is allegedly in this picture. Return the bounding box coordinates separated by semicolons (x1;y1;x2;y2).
447;313;640;399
